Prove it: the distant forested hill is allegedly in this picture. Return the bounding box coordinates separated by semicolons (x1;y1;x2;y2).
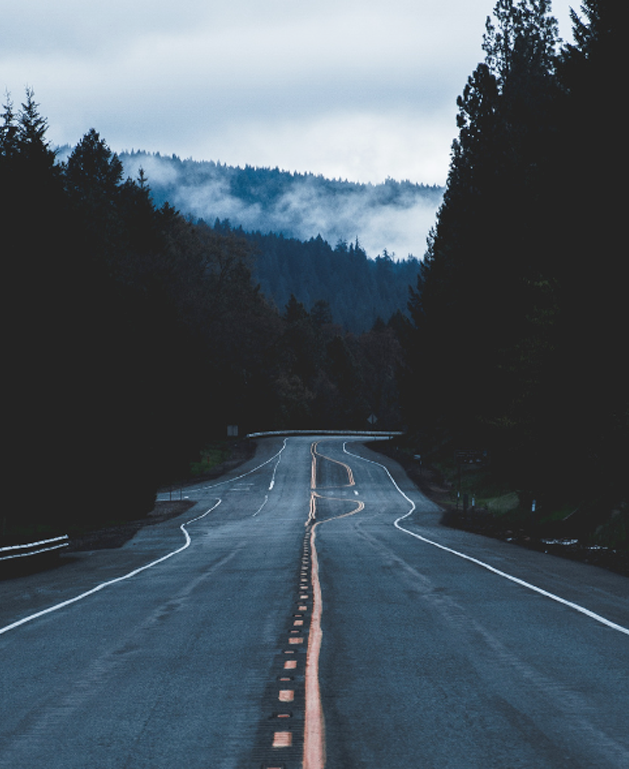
212;220;420;333
118;151;443;261
58;146;430;331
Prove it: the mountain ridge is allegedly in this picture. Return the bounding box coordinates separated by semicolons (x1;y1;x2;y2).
118;150;443;261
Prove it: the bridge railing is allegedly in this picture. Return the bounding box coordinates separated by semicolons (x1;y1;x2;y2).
246;430;403;438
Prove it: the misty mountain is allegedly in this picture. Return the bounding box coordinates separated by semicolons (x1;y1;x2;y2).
119;151;443;260
56;143;428;331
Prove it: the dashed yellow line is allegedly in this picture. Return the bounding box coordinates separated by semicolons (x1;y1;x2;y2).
273;731;293;747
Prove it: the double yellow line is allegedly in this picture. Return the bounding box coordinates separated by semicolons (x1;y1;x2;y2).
310;441;355;489
304;442;364;769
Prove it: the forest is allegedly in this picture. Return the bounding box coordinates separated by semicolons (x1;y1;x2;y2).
402;0;625;548
0;95;406;542
1;0;625;552
215;221;421;333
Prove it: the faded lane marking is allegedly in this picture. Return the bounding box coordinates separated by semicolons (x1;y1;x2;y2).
252;494;269;517
157;438;288;499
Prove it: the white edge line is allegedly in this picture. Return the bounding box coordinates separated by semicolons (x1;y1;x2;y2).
343;442;629;637
268;442;285;490
252;495;269;517
0;500;221;637
1;440;291;637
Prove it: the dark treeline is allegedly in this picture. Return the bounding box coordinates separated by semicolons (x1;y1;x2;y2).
212;220;420;333
403;0;626;536
1;95;405;541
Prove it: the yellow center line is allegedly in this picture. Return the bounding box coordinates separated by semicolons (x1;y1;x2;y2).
273;731;293;747
311;441;356;489
279;690;295;702
303;523;325;769
304;442;365;769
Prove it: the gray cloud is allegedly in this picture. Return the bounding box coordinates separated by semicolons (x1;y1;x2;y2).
3;1;574;186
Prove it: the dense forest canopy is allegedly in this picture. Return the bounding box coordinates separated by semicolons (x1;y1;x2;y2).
212;221;420;333
1;0;625;552
403;0;625;540
1;96;406;543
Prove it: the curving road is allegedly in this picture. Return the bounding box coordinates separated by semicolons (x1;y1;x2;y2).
1;436;628;768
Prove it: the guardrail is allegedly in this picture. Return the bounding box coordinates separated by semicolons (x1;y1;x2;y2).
0;534;70;562
246;430;403;438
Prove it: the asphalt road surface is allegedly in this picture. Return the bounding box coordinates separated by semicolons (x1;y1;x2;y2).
1;435;628;769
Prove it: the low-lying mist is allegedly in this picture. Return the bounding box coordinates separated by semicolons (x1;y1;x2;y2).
121;151;443;260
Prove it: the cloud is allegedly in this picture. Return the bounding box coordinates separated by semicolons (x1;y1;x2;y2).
204;111;455;186
2;0;575;185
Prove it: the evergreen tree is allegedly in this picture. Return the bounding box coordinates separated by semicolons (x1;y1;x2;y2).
404;0;625;526
406;0;562;482
0;93;19;162
1;90;72;537
551;0;626;504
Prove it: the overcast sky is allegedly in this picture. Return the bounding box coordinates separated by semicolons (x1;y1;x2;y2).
2;0;575;186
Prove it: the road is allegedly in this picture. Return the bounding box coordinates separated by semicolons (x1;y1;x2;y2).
1;435;628;768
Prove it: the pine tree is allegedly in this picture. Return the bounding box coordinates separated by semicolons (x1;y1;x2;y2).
16;88;58;175
0;93;19;162
65;128;124;201
551;0;627;504
405;0;562;482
